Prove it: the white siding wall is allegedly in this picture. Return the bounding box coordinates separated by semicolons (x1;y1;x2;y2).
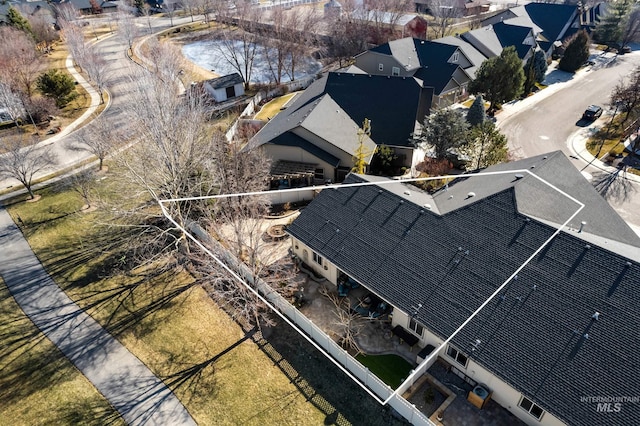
291;238;339;284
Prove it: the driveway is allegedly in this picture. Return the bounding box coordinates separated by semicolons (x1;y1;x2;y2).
498;48;640;230
0;208;196;426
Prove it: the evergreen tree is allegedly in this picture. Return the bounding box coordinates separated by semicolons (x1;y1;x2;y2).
464;120;508;170
593;0;632;48
523;51;547;95
36;69;78;107
7;6;32;35
466;95;486;127
559;30;590;73
468;46;525;113
413;109;470;160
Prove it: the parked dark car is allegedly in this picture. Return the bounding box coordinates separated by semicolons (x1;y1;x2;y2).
582;105;603;121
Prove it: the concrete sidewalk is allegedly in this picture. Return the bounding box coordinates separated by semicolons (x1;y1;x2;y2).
0;208;196;426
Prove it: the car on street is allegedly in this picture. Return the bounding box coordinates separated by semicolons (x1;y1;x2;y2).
582;105;603;121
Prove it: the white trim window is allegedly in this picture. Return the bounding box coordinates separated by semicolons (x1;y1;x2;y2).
313;252;323;266
451;51;459;63
408;318;424;337
378;63;384;71
392;66;400;76
519;396;544;420
446;345;468;367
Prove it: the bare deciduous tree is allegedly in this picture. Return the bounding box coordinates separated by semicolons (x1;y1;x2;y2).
0;27;43;99
0;133;57;199
61;24;89;72
117;9;139;52
83;45;112;104
214;7;261;88
67;114;118;171
319;286;364;355
53;2;79;29
428;0;462;39
28;12;59;50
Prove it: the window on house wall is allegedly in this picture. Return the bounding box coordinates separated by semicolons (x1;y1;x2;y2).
392;67;400;76
519;396;544;420
314;168;324;179
378;63;384;71
451;52;459;63
408;318;424;337
446;345;468;367
313;252;323;266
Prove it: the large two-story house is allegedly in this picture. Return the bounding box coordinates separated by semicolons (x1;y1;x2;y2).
246;72;431;187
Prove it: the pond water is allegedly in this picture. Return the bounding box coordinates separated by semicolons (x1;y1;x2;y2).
182;39;322;84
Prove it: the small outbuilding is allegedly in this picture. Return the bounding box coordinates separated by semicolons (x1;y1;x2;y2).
203;73;245;103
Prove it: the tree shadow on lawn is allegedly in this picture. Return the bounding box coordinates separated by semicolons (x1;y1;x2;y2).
252;319;409;426
0;287;122;425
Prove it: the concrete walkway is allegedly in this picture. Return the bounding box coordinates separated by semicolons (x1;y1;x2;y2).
0;208;196;426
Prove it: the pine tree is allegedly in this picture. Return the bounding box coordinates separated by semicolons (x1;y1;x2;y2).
36;69;78;108
593;0;632;48
468;46;525;113
559;30;590;73
7;6;32;35
467;95;486;127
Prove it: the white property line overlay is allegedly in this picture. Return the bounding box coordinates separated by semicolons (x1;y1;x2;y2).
159;169;585;408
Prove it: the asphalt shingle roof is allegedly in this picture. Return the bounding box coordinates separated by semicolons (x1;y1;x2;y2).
287;152;640;426
492;21;534;59
206;73;244;89
524;3;577;44
248;72;424;154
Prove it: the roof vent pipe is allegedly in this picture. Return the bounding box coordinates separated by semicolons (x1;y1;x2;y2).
579;221;587;233
514;174;524;180
592;312;600;321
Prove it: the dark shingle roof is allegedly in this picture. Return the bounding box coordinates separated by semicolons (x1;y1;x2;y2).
270;133;340;167
247;72;424;153
287;153;640;426
206;73;244;89
524;3;577;43
492;21;533;60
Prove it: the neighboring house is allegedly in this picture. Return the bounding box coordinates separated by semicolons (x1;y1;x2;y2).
481;3;579;58
246;72;431;186
350;10;429;39
414;0;490;16
0;1;55;26
353;38;474;107
66;0;118;15
203;73;245;103
287;150;640;426
461;21;537;62
323;0;342;19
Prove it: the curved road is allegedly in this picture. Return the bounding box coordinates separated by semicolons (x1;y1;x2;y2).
1;17;204;425
498;49;640;229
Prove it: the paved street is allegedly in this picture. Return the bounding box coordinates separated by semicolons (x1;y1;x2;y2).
498;48;640;230
0;208;196;426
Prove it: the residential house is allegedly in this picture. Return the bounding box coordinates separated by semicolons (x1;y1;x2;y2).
414;0;490;16
350;10;429;40
286;151;640;426
353;38;474;107
482;3;579;58
460;21;537;62
246;72;431;186
66;0;118;14
203;73;245;103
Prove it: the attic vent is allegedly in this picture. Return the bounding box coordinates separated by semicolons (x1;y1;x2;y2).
466;192;476;199
400;200;404;204
585;244;591;249
421;40;425;44
543;156;548;159
514;174;524;180
627;261;633;267
424;204;431;210
579;221;587;233
531;165;536;169
378;189;383;193
404;190;411;196
368;74;372;77
448;195;454;200
592;312;600;321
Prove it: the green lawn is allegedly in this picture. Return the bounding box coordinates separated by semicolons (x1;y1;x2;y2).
355;353;414;389
0;278;124;426
6;178;327;425
255;93;297;121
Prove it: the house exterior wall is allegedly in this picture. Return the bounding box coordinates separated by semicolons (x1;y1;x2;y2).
354;52;412;77
290;237;339;283
449;48;473;70
233;83;245;97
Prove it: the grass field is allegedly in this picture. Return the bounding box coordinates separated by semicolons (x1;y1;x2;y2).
5;180;328;425
0;277;124;426
255;93;297;121
355;353;414;389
